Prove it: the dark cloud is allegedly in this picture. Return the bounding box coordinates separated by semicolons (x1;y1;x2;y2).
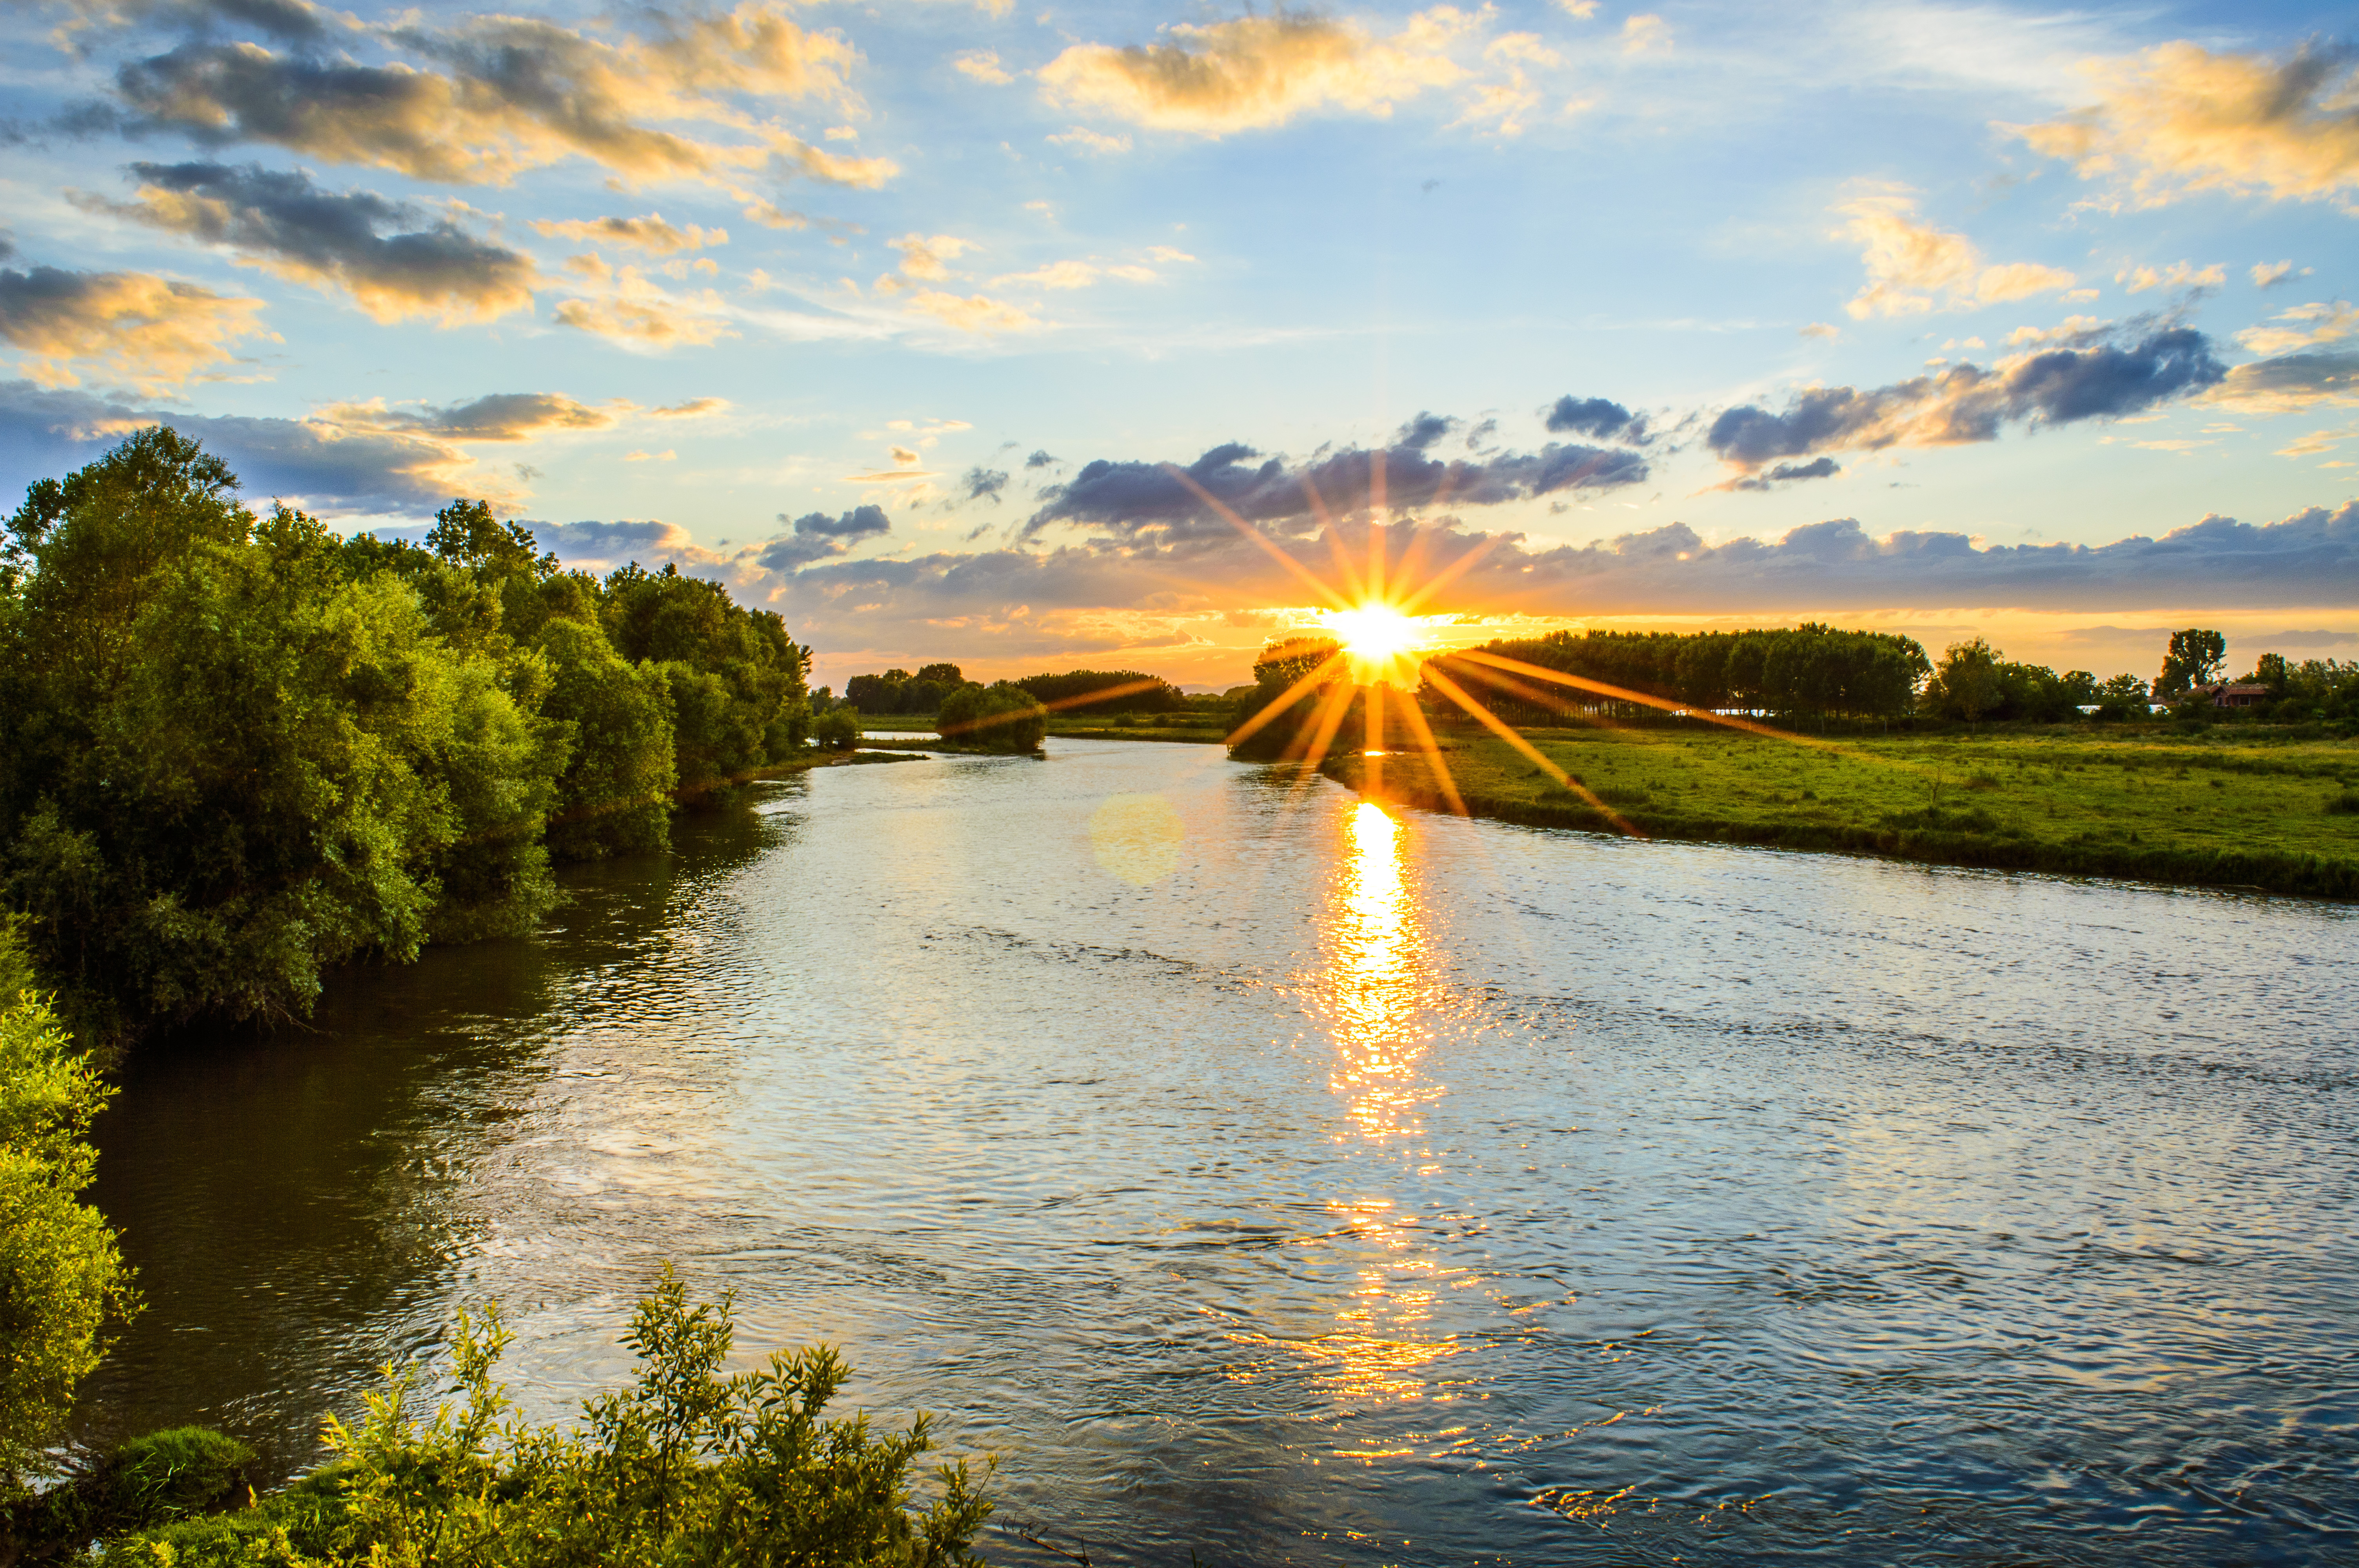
1027;430;1650;544
2211;348;2359;411
757;503;888;568
522;517;691;565
1708;325;2227;472
0;379;463;511
79;162;537;323
324;392;616;441
1729;456;1841;492
1543;395;1645;443
81;0;330;42
1396;410;1455;451
0;265;270;394
957;465;1009;504
1024;448;1059;468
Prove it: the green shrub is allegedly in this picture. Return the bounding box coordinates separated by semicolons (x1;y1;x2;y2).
937;684;1047;753
812;708;861;752
101;1270;989;1568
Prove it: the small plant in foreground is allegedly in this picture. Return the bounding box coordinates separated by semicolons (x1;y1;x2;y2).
101;1268;992;1566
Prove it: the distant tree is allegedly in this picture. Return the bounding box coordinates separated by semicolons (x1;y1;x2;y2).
2250;652;2291;694
2156;628;2226;698
938;682;1047;752
1014;669;1187;714
2092;672;2151;720
1929;637;2002;726
914;662;964;686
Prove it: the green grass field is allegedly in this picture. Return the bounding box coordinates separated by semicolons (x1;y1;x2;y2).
1319;726;2359;898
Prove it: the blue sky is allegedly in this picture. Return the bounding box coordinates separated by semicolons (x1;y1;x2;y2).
2;0;2353;686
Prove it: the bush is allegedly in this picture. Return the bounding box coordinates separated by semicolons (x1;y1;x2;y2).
812;708;861;751
100;1271;990;1567
937;683;1047;753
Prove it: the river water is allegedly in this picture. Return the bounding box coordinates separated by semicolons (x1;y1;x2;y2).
80;739;2359;1564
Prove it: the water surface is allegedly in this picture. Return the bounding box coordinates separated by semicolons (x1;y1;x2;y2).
83;740;2359;1563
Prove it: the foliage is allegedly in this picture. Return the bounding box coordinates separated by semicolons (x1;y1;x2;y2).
1473;625;1929;722
98;1272;991;1568
2157;627;2227;698
0;922;136;1487
937;683;1047;753
812;708;862;751
1;432;817;1038
1011;669;1187;715
842;664;970;716
1925;637;2002;725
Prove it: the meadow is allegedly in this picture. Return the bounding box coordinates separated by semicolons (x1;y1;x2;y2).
1323;725;2359;899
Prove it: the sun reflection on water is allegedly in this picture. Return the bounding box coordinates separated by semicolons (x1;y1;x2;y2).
1321;800;1439;1144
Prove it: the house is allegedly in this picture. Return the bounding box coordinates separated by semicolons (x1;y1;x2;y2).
2187;681;2272;709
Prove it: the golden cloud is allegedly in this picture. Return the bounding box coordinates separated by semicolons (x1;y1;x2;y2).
1838;194;2078;319
900;289;1040;333
530;214;727;254
2012;42;2359;212
0;265;274;394
1035;8;1473;134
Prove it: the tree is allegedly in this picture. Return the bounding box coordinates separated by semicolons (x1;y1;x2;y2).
535;619;676;860
913;662;964;686
0;922;136;1486
2156;628;2226;699
1929;637;2002;726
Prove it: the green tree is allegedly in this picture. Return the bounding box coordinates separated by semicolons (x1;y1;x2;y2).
1928;638;2003;726
2156;627;2226;699
535;619;677;860
0;923;136;1486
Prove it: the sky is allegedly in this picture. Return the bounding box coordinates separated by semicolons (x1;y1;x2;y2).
1;0;2353;690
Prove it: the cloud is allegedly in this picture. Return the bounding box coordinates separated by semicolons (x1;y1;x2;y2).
1839;192;2078;318
1543;394;1647;443
756;501;889;567
992;259;1123;289
2012;41;2359;213
1024;448;1058;469
956;465;1008;504
2236;300;2357;356
0;263;273;394
107;4;896;196
1799;321;1841;341
1620;15;1672;55
313;391;618;442
955;50;1013;86
2116;260;2225;294
899;289;1038;333
1707;324;2227;472
1046;125;1134;154
1026;423;1649;544
707;501;2359;666
80;161;536;324
0;377;503;512
2250;260;2307;289
552;257;735;347
651;396;728;418
1727;456;1841;492
1036;8;1473;135
887;233;971;281
529;214;725;254
2209;349;2359;413
1555;0;1600;16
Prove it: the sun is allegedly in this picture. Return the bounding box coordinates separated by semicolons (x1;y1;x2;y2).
1324;601;1425;685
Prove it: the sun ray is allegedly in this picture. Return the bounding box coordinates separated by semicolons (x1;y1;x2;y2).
1452;648;1855;753
1421;664;1644;838
1287;676;1361;768
936;675;1176;738
1164;463;1354;612
1388;691;1467;816
1226;651;1350;748
1394;531;1505;617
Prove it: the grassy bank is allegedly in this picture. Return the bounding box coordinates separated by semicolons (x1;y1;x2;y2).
1319;726;2359;899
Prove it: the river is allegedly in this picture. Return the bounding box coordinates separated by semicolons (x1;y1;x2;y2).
78;739;2359;1564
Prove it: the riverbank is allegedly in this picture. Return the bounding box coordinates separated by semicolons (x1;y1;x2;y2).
1319;727;2359;899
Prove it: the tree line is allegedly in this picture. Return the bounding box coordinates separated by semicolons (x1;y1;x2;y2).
0;429;813;1045
1456;626;1933;722
829;664;1187;717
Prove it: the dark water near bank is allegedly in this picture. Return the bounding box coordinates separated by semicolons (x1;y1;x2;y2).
80;740;2359;1564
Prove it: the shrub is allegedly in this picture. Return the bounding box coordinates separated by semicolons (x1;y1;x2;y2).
937;683;1047;753
100;1271;990;1567
812;708;861;751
